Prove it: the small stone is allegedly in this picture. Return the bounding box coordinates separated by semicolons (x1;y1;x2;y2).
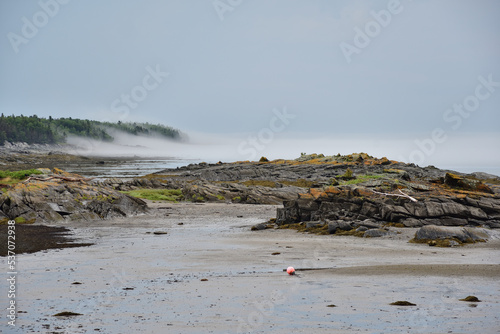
53;311;82;317
251;223;267;231
459;296;481;302
390;301;416;306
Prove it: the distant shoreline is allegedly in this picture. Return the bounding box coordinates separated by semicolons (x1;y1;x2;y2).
1;144;499;178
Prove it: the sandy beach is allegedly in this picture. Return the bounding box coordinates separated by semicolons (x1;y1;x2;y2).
3;202;500;334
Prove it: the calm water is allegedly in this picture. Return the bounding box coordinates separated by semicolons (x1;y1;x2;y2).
61;158;201;179
58;157;499;180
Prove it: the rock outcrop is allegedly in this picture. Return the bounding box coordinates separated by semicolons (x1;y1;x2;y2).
275;184;500;229
0;169;148;224
412;225;490;244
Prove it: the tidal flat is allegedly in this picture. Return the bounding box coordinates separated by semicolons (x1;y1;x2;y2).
3;202;499;334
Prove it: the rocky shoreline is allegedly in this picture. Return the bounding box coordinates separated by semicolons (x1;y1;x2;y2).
149;153;500;246
2;152;500;251
0;168;148;225
0;142;106;171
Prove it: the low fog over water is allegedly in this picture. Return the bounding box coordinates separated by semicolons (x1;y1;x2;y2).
66;131;500;176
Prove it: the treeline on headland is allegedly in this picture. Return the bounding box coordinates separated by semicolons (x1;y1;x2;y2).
0;114;181;145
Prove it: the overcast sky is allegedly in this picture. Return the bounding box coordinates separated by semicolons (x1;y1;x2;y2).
1;0;499;171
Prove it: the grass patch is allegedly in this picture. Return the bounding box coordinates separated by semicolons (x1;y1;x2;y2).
0;169;43;180
0;169;43;185
339;174;385;185
280;179;315;188
0;217;36;225
122;189;183;202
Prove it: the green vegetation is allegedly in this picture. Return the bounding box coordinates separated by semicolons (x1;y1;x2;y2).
0;169;42;181
280;179;315;188
338;174;385;185
122;189;183;202
337;168;354;180
0;114;181;145
259;156;269;162
0;217;36;225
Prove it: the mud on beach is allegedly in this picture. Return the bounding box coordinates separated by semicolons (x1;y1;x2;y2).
0;224;92;257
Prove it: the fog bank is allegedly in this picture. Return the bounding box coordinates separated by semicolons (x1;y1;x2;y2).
65;131;500;176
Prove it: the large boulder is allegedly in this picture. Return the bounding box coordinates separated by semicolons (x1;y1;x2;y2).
444;173;494;194
413;225;489;243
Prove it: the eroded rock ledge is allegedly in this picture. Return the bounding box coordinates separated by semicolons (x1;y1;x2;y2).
0;168;147;224
147;153;500;243
275;184;500;229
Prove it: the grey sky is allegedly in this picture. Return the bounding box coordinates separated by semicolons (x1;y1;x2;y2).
0;0;499;171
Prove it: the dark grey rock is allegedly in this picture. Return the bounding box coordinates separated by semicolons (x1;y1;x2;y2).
364;229;395;238
379;204;410;221
402;218;424;227
306;221;323;228
357;219;382;229
360;202;379;217
327;223;337;234
414;225;488;243
337;220;353;231
251;223;267;231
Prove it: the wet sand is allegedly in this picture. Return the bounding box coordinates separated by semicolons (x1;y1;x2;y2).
0;225;93;257
2;202;500;333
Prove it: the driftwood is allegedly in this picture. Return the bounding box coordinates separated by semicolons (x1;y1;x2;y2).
371;189;418;202
23;175;94;183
